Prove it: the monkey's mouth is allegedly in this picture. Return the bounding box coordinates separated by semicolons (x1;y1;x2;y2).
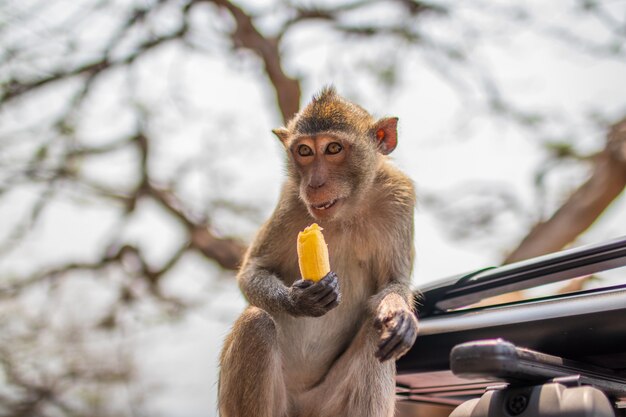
310;199;339;211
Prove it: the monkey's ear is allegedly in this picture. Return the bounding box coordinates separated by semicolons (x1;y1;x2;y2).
272;127;290;145
372;117;398;155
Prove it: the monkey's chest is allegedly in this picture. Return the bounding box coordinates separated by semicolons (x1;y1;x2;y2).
276;255;374;390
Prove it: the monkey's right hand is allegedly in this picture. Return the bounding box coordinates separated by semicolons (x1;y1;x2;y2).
287;272;341;317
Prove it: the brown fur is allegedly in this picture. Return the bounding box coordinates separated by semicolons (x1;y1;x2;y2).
219;87;417;417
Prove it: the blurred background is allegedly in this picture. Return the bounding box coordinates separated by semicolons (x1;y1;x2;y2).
1;0;625;416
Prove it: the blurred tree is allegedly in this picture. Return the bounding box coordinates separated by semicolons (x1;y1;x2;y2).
0;0;625;415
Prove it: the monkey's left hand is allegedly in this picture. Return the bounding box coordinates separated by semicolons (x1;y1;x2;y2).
374;307;418;362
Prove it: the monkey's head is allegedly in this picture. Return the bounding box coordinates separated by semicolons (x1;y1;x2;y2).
273;87;398;222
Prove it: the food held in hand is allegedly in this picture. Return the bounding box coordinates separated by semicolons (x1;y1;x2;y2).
297;223;330;282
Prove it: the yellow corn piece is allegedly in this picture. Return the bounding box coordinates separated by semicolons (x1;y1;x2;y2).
297;223;330;282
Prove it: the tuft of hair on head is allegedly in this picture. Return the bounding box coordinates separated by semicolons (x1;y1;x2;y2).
311;85;338;103
292;86;373;137
273;86;340;145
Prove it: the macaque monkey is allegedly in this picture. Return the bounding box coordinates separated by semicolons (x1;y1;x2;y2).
219;87;418;417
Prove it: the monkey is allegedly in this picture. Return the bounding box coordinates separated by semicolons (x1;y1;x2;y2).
218;87;418;417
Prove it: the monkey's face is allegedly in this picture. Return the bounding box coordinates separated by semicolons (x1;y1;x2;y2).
290;135;357;221
279;118;399;222
273;88;400;222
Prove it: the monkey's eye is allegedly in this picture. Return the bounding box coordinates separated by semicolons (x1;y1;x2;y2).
297;144;314;157
325;142;343;155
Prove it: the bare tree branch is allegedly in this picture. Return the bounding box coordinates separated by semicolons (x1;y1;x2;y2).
1;22;189;106
201;0;301;123
144;182;246;270
505;117;626;263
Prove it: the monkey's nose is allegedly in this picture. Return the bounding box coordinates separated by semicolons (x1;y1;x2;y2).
308;171;327;188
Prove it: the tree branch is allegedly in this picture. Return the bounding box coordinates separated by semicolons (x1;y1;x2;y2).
1;23;189;107
144;182;245;270
128;129;246;271
505;117;626;263
203;0;301;123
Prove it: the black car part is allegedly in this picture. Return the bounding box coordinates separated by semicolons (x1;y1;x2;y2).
395;236;626;416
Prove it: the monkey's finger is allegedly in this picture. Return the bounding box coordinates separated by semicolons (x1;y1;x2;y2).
383;339;409;362
309;272;333;289
378;313;414;361
293;279;313;289
373;315;387;332
381;316;417;362
385;313;405;339
378;332;406;362
376;314;406;360
319;272;338;287
323;276;339;292
402;321;418;349
323;297;340;310
374;310;397;331
319;289;339;307
306;275;339;295
334;289;342;305
320;271;338;284
310;285;335;303
395;319;417;351
302;282;334;302
387;329;416;362
313;272;339;291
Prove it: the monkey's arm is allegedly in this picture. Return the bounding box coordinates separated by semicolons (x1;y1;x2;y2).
369;181;418;362
238;259;293;315
371;279;418;362
238;259;340;317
